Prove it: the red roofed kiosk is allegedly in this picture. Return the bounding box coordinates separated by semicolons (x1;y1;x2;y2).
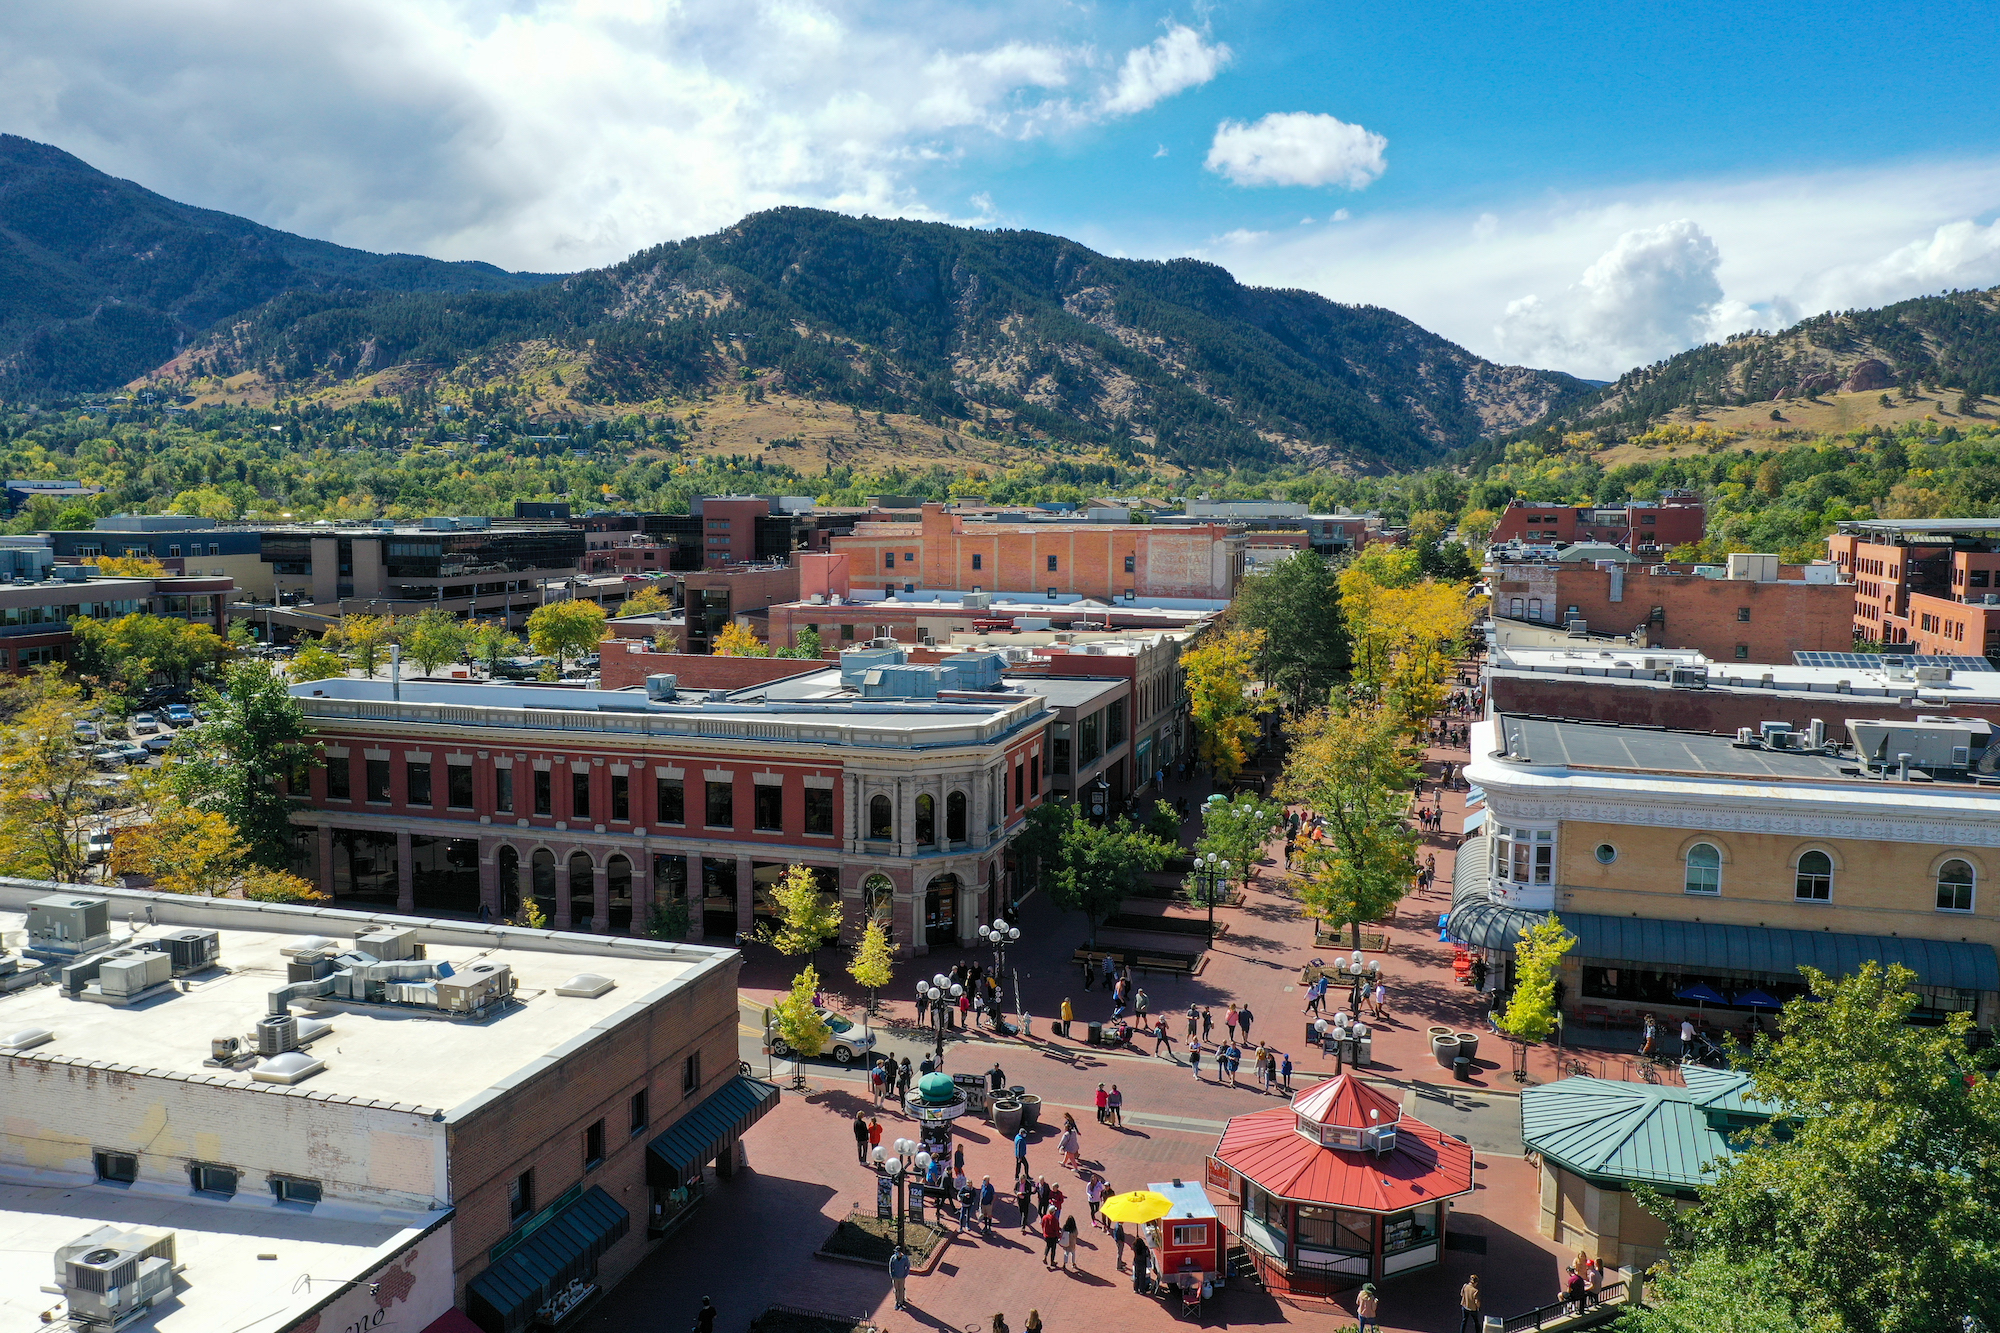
1209;1073;1474;1294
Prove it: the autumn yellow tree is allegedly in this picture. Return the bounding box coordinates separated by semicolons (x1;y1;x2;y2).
1182;627;1274;780
616;584;672;617
111;804;246;895
848;918;896;1030
329;614;396;677
0;670;103;883
1279;699;1420;947
711;621;770;657
93;554;169;576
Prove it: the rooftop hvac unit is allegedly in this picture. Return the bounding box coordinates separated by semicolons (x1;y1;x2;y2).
58;1226;178;1329
809;593;826;604
645;674;679;700
26;894;112;959
156;929;219;975
1759;721;1795;749
353;927;418;961
1670;666;1709;689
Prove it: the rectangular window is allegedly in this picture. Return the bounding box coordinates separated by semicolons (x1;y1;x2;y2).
971;553;983;570
447;764;474;809
1053;728;1071;775
657;777;685;824
804;786;834;835
683;1051;702;1094
1079;711;1102;765
366;759;391;803
583;1119;606;1170
1124;555;1136;573
611;774;630;821
841;624;855;641
1736;607;1751;622
509;1170;534;1221
1171;1223;1208;1248
1014;762;1024;808
1734;644;1750;660
534;769;552;816
496;767;514;813
190;1163;238;1196
572;771;591;819
884;552;896;569
327;756;351;800
706;780;734;828
754;783;783;831
1029;759;1039;797
629;1089;650;1135
1107;699;1126;748
1047;554;1058;572
94;1150;138;1183
271;1176;322;1205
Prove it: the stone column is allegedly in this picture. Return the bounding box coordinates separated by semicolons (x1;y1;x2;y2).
631;852;653;935
316;825;335;899
554;853;574;930
478;840;500;921
736;855;755;940
593;862;610;935
394;829;414;914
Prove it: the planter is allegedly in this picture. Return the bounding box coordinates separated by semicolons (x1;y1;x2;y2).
1017;1093;1042;1129
1426;1025;1452;1042
992;1099;1022;1136
1454;1032;1480;1062
1432;1035;1461;1069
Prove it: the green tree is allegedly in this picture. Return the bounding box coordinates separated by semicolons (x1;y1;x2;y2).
774;964;831;1058
69;612;233;695
1193;795;1280;894
169;661;317;869
0;670;102;883
764;862;842;958
644;894;691;942
287;640;349;683
848;917;896;1029
1044;812;1172;943
1229;551;1347;705
1627;963;2000;1333
777;626;824;660
401;607;472;675
1279;700;1418;947
526;599;608;671
469;620;525;675
331;614;396;678
1496;915;1574;1044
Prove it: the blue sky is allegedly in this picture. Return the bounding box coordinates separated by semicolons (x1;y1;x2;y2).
4;0;2000;378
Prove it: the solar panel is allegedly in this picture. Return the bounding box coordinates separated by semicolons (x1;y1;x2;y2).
1791;651;1997;672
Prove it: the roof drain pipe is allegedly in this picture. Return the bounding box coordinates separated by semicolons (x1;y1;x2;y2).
1898;752;1912;782
391;643;402;703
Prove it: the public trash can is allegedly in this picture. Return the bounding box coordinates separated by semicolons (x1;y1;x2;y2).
1357;1036;1373;1066
1087;1021;1104;1046
1453;1055;1472;1082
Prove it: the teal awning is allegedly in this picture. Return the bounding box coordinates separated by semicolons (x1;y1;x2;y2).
1566;914;1999;992
466;1186;629;1333
646;1074;781;1186
1447;834;1546;951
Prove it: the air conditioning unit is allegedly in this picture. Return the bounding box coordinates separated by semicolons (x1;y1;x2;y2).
1669;666;1709;689
58;1226;178;1329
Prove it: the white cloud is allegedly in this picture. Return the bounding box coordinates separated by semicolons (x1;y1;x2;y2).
1192;159;2000;378
0;1;1225;271
1100;24;1230;116
1204;111;1386;189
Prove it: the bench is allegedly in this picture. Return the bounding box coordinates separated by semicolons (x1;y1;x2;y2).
1073;946;1198;978
1072;947;1117;966
1135;955;1195;978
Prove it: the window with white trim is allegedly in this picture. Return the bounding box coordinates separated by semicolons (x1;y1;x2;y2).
1684;843;1721;895
1937;859;1975;913
1794;850;1832;903
1493;824;1555;889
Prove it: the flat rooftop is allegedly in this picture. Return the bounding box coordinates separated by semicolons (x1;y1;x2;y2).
0;888;720;1119
0;1183;431;1333
1497;715;1852;781
1490;646;2000;704
1836;518;2000;536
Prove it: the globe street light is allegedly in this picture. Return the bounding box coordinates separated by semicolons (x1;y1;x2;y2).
923;975;963;1066
1198;852;1230;941
977;919;1023;1034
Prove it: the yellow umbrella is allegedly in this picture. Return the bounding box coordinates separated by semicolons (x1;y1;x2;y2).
1098;1190;1175;1225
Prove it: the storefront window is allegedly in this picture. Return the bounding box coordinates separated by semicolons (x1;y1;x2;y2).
1381;1206;1438;1254
1296;1206;1373;1255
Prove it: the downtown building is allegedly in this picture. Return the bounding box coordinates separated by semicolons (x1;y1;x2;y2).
291;651;1050;955
1826;517;2000;656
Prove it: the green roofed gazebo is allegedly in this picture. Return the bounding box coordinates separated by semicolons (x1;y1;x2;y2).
1519;1066;1781;1270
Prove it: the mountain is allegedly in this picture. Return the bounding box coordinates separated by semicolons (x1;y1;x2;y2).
1565;288;2000;433
153;208;1592;473
0;135;554;395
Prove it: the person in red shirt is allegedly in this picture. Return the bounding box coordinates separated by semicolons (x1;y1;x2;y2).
1094;1083;1110;1124
1041;1207;1062;1268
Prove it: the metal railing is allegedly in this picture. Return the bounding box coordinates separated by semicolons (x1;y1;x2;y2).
1500;1280;1627;1332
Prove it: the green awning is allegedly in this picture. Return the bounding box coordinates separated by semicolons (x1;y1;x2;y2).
646;1074;781;1186
466;1186;629;1333
1567;914;1999;992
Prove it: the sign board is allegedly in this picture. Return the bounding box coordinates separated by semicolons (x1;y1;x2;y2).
876;1173;894;1220
298;1217;454;1333
1204;1155;1232;1192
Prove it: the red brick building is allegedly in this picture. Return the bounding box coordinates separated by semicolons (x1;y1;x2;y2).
291;664;1048;955
1487;490;1705;552
1488;553;1853;662
1827;519;2000;655
0;571;234;672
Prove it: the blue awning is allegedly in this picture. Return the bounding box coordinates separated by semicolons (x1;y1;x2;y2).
646;1074;781;1185
1464;785;1487;807
1461;808;1489;833
466;1186;629;1333
1565;914;1999;993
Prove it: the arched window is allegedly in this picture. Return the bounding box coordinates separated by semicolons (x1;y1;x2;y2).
868;795;893;840
946;790;968;842
1794;850;1832;902
569;852;596;928
864;873;895;942
915;793;936;846
1937;859;1975;912
1527;598;1544;622
1509;597;1524;619
1684;843;1721;895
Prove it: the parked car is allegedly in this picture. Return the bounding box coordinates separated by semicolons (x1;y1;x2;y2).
85;830;115;863
73;721;100;744
768;1009;877;1064
103;741;149;765
141;733;181;754
164;705;196;726
130;713;160;734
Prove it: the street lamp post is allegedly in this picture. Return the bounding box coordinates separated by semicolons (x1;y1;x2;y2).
922;974;962;1067
1197;852;1231;941
877;1138;932;1250
976;919;1021;1034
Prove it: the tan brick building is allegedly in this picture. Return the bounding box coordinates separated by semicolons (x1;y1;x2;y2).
1827;518;2000;655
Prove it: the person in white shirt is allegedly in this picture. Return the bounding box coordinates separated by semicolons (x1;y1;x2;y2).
1679;1017;1696;1057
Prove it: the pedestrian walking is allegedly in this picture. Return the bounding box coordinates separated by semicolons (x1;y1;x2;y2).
1679;1015;1696;1059
1458;1274;1481;1333
1017;1177;1037;1232
1254;1046;1270;1092
992;1315;1010;1333
1356;1281;1380;1332
1239;1004;1254;1041
1641;1013;1658;1058
1279;1050;1293;1093
1371;980;1388;1021
1107;1084;1123;1127
1059;1124;1081;1170
1083;956;1095;991
1094;1083;1109;1124
897;1057;913;1101
1026;1310;1043;1333
1037;1175;1053;1218
1013;1127;1031;1182
954;1143;966;1178
1201;1008;1214;1042
1060;1214;1079;1270
980;1176;996;1234
1135;988;1149;1021
696;1297;717;1333
1225;1005;1239;1041
1086;1174;1107;1228
889;1247;910;1309
1041;1207;1061;1268
869;1058;886;1105
1152;1019;1174;1057
853;1113;870;1164
1189;1041;1204;1081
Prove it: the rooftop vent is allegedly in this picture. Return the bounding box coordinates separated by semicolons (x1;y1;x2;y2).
251;1049;327;1084
58;1227;178;1329
554;973;617;998
1;1026;53;1052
